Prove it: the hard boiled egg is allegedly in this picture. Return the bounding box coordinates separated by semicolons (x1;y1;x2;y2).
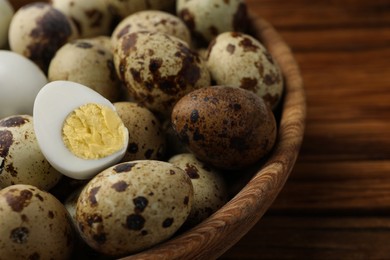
0;50;47;119
33;81;129;180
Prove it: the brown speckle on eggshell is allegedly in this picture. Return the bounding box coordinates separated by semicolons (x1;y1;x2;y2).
75;160;193;256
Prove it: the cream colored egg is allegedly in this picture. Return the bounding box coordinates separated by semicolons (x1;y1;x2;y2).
51;0;112;38
33;81;129;180
48;39;121;102
0;50;47;119
114;102;166;161
111;10;191;48
0;0;14;48
76;160;193;256
0;184;75;259
207;32;284;109
169;153;228;227
0;115;62;190
103;0;175;19
113;31;210;117
8;2;78;72
177;0;249;44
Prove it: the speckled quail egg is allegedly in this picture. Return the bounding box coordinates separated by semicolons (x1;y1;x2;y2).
48;39;121;102
85;35;113;51
0;184;75;259
111;10;191;48
114;102;166;161
8;2;78;72
75;160;193;256
33;81;129;180
0;115;63;190
162;120;189;157
177;0;249;44
113;31;210;117
169;153;228;227
172;86;277;170
0;50;47;119
207;32;284;109
103;0;176;19
51;0;112;38
0;0;14;48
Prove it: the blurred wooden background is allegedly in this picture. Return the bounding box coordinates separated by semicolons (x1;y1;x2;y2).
221;0;390;259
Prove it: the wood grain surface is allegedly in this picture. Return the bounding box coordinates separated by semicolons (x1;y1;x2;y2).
221;0;390;259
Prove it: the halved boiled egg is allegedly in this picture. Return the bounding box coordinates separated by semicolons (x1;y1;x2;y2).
33;81;129;180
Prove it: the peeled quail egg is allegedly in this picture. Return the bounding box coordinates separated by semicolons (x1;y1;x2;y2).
0;0;14;48
0;50;47;119
33;81;129;180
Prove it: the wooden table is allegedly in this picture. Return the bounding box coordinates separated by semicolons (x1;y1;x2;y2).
221;0;390;259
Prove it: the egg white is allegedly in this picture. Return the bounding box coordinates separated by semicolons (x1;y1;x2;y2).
33;81;129;180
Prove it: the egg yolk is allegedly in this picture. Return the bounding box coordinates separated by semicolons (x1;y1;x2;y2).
62;103;126;159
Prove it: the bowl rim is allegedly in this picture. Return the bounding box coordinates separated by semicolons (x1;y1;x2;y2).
121;15;307;260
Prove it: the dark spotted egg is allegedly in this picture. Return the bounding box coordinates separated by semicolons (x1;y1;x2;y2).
171;86;277;170
113;31;210;118
75;160;193;257
0;184;75;259
207;32;284;110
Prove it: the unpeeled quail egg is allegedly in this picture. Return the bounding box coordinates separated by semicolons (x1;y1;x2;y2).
0;0;14;48
103;0;175;19
33;81;129;180
0;50;47;119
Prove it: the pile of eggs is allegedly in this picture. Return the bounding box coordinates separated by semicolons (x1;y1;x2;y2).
0;0;284;258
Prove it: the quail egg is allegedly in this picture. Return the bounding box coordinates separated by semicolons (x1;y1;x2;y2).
177;0;249;44
33;81;129;180
114;102;166;161
76;160;193;256
0;115;63;190
113;31;210;117
207;32;284;109
8;2;78;72
171;86;277;170
103;0;176;19
169;153;228;227
111;10;191;48
48;39;121;102
0;0;14;48
0;184;74;259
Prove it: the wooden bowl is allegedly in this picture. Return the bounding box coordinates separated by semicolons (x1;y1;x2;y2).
7;1;306;258
120;16;306;260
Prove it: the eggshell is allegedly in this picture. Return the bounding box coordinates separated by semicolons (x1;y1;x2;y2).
0;184;74;259
0;0;14;48
0;115;62;190
113;31;210;117
207;32;284;109
48;39;121;102
0;50;47;119
171;86;277;170
8;2;78;72
114;102;166;161
177;0;249;44
103;0;175;19
76;160;193;256
33;81;129;180
51;0;112;38
111;10;191;48
169;153;228;227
